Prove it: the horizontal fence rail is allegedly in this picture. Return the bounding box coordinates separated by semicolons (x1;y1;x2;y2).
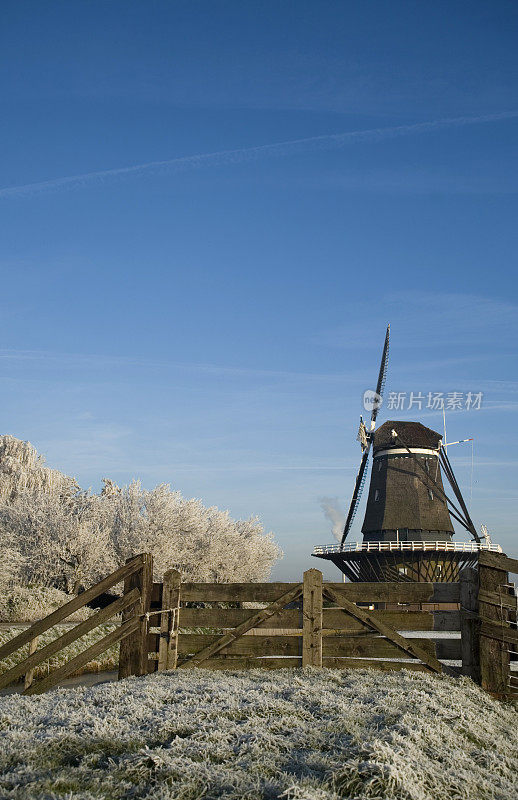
178;581;460;604
177;607;461;631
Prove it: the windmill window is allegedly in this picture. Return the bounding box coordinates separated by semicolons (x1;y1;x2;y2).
399;567;408;575
378;460;382;471
374;489;380;501
428;489;434;500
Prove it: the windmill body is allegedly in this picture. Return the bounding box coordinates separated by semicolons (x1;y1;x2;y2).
362;420;453;542
313;326;502;582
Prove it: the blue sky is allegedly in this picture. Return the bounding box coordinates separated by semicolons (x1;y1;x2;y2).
1;1;517;578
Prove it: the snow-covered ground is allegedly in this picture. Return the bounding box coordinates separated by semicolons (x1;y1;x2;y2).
0;668;516;800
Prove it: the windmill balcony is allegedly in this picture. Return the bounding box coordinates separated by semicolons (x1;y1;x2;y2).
313;541;503;555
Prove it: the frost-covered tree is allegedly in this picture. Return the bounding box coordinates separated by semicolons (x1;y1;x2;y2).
86;479;280;583
0;435;281;591
0;441;114;592
0;521;23;594
0;435;78;503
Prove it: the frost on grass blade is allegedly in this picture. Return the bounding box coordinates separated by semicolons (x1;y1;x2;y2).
0;668;516;799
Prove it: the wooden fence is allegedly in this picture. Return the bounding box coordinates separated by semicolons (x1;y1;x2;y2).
132;552;518;700
0;551;516;699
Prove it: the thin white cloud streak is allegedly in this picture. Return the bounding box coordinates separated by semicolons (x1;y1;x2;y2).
0;347;351;383
1;110;517;199
1;344;517;396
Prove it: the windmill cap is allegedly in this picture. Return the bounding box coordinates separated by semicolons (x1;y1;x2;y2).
373;420;442;452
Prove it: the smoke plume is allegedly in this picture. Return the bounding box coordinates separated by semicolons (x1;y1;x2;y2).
319;496;345;542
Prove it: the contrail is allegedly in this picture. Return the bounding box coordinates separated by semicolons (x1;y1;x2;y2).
1;110;517;199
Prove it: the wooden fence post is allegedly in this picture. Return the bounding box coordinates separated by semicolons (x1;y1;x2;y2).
460;567;480;682
158;569;181;671
118;553;153;679
478;559;510;696
24;636;39;691
303;569;323;667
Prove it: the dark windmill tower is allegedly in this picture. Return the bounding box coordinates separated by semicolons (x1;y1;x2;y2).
313;325;502;582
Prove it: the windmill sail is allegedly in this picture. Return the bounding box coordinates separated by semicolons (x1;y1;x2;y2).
340;325;390;546
370;324;390;429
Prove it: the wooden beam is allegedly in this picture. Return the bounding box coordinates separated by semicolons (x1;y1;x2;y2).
326;582;460;604
302;569;322;667
480;620;518;646
433;611;461;632
435;639;462;660
479;550;518;575
179;607;446;632
177;656;302;670
180;582;301;602
176;632;439;659
460;567;480;682
478;560;510;695
119;553;153;679
179;581;459;603
0;555;145;663
178;583;303;668
324;636;438;659
478;590;517;610
157;569;181;671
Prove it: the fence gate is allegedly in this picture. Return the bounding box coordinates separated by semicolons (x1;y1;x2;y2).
147;569;461;674
0;554;153;695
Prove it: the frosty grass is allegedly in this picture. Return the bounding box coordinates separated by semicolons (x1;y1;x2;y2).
0;667;516;800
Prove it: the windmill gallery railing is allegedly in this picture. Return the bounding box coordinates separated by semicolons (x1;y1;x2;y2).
313;541;504;555
0;551;516;701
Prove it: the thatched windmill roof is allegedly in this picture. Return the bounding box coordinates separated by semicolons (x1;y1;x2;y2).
373;421;442;453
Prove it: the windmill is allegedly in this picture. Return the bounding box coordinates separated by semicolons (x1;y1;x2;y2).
313;325;502;582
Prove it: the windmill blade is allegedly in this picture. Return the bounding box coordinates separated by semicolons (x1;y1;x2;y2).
370;323;390;430
340;443;371;546
340;326;389;546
